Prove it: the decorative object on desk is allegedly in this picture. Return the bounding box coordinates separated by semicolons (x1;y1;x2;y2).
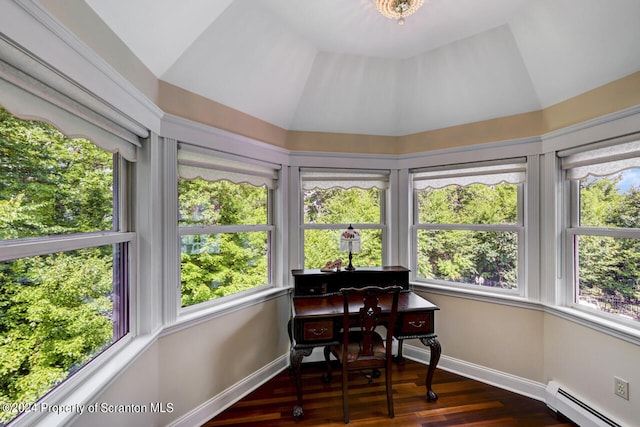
340;225;361;271
320;258;343;272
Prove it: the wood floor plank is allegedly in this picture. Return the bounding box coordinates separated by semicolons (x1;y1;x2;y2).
203;360;577;426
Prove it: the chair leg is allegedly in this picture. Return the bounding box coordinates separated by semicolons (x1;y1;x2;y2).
322;346;332;383
342;364;350;423
386;365;394;418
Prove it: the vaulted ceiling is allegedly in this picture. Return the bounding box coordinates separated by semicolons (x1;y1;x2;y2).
82;0;640;136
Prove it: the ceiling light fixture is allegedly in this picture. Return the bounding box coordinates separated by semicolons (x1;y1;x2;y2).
375;0;424;25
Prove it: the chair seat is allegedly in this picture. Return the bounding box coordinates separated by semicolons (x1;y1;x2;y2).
331;331;386;362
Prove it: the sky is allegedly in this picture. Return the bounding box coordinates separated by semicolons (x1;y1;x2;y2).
617;169;640;193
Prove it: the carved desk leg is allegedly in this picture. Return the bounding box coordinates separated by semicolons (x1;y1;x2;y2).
290;346;312;419
419;334;441;402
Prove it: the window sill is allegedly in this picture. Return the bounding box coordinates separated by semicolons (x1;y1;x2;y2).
8;332;159;427
163;287;291;337
411;281;538;311
412;281;640;346
545;305;640;346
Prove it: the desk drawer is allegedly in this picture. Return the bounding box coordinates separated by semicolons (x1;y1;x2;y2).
301;320;334;342
397;312;433;335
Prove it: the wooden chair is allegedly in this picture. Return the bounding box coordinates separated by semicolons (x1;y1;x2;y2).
324;285;402;424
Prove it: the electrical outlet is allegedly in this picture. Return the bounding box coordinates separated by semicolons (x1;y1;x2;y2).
614;377;629;400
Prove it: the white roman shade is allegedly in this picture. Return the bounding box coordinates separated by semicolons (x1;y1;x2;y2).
560;135;640;181
178;143;279;189
301;168;390;190
412;158;527;189
0;38;144;162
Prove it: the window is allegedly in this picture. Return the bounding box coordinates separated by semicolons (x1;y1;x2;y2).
0;105;131;424
301;168;389;269
411;159;526;292
177;144;278;308
561;137;640;324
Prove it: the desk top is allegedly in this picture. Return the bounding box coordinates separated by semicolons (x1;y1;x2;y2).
292;265;409;277
293;291;439;319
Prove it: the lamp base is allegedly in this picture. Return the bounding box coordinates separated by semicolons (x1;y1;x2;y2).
345;251;355;271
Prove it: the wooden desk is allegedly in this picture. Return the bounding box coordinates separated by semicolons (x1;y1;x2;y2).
289;267;441;419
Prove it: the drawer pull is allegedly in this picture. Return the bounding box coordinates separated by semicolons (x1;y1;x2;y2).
408;320;425;328
309;328;328;336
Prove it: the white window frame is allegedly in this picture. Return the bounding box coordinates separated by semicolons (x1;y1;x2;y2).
177;143;279;312
560;135;640;327
410;158;527;297
0;114;135;426
299;168;390;269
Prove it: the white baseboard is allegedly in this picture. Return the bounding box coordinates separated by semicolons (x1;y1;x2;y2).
166;354;289;427
168;343;548;427
401;343;547;402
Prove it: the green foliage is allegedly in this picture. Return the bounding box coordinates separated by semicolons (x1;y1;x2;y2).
0;106;113;239
416;184;519;288
0;106;115;423
303;188;382;269
178;179;270;306
578;176;640;306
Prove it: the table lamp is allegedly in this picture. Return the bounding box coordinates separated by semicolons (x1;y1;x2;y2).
340;225;361;271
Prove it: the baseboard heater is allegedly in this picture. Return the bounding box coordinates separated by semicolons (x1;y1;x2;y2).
546;381;621;427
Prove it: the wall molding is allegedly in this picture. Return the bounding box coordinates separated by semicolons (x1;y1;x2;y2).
167;354;289;427
402;344;547;402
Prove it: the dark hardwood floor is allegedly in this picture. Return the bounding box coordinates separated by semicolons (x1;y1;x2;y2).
204;359;576;426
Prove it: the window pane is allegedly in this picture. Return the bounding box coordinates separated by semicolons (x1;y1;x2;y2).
178;179;268;226
575;235;640;322
579;170;640;227
416;229;518;289
181;232;269;307
304;229;382;270
304;188;381;224
0;246;119;423
417;183;518;225
0;106;114;239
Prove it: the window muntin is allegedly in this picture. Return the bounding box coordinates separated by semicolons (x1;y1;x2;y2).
180;228;270;307
301;169;388;270
0;106;130;424
412;160;525;292
563;139;640;324
177;145;277;308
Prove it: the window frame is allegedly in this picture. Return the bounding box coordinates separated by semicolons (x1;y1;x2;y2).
0;142;133;424
176;144;279;311
410;159;527;297
299;168;390;269
561;138;640;327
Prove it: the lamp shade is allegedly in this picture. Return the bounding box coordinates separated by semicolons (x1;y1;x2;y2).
340;225;361;253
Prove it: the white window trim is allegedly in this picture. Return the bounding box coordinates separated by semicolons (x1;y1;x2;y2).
546;132;640;332
410;159;527;297
176;143;279;313
299;167;390;269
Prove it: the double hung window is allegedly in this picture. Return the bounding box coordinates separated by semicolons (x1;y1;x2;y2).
560;137;640;324
0;101;133;423
177;144;278;308
300;169;389;269
411;159;526;292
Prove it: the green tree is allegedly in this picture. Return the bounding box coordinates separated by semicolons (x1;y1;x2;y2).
578;175;640;304
0;105;115;422
417;183;518;287
303;188;382;269
178;179;269;306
